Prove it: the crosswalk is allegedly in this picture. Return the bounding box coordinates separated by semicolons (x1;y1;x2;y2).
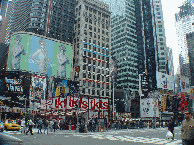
73;134;182;145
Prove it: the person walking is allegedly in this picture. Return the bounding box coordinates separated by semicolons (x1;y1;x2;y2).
53;119;57;132
168;117;175;140
181;111;194;145
59;120;63;131
37;118;43;134
69;119;72;131
26;117;35;135
43;119;49;134
49;119;54;132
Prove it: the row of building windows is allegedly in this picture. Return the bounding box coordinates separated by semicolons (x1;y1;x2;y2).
81;88;109;97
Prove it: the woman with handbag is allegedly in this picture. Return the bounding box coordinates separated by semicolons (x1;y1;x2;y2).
168;117;175;140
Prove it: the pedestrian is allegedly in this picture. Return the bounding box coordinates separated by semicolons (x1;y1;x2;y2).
37;118;43;134
69;119;72;131
49;119;54;132
181;111;194;145
53;119;57;132
21;118;25;134
26;117;35;135
43;119;49;134
168;117;175;140
59;120;63;130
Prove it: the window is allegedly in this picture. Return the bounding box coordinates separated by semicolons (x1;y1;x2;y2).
89;25;92;30
94;27;96;32
160;47;164;50
85;24;87;28
159;38;163;41
161;52;164;55
159;29;162;32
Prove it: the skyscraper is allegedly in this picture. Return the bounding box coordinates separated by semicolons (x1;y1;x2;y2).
5;0;32;45
175;1;194;77
0;0;13;43
186;32;194;86
167;47;174;76
100;0;139;93
74;0;111;98
5;0;75;45
135;0;157;93
152;0;168;74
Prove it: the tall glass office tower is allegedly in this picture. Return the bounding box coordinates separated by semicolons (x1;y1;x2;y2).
175;1;194;78
101;0;139;93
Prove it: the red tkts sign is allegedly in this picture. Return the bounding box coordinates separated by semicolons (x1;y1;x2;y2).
51;97;108;110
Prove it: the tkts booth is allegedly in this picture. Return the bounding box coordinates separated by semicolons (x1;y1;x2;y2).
39;96;109;130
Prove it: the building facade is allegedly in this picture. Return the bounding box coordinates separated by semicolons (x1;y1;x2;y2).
134;0;157;93
186;32;194;86
74;0;112;98
5;0;75;45
101;0;139;93
0;0;12;43
153;0;168;74
175;1;194;77
5;0;32;45
167;47;174;76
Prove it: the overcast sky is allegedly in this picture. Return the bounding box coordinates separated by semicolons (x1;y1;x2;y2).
161;0;186;75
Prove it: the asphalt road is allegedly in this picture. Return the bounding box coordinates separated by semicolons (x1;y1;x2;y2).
7;127;182;145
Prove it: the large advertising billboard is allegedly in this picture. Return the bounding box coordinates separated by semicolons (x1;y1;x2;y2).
140;98;159;118
7;32;73;78
156;71;174;91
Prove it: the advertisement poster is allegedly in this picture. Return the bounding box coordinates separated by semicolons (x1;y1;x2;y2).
29;75;46;108
156;71;174;91
180;76;190;93
7;32;73;78
54;78;68;98
0;71;23;96
140;98;159;118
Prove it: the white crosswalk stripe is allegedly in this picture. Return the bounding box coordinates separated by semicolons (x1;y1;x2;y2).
73;134;182;145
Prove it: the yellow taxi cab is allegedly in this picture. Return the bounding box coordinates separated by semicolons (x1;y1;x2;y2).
3;119;20;131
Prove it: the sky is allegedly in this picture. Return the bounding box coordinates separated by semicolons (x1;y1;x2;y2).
161;0;186;75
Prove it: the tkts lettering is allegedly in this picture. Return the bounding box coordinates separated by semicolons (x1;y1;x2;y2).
53;97;108;110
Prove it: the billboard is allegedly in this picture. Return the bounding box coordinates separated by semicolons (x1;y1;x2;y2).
0;71;23;96
180;75;190;93
156;71;174;91
29;74;46;108
7;32;73;78
140;98;159;118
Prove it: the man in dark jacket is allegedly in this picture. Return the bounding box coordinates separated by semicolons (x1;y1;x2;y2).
168;117;175;140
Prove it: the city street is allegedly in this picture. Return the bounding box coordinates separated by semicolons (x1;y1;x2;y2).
5;126;182;145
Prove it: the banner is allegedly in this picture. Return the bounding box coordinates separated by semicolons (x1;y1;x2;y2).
140;98;159;118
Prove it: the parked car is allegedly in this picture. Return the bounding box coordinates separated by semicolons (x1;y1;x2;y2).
0;132;23;145
3;119;20;131
0;122;4;132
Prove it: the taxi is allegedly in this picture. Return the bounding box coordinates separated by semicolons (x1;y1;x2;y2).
3;119;20;131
